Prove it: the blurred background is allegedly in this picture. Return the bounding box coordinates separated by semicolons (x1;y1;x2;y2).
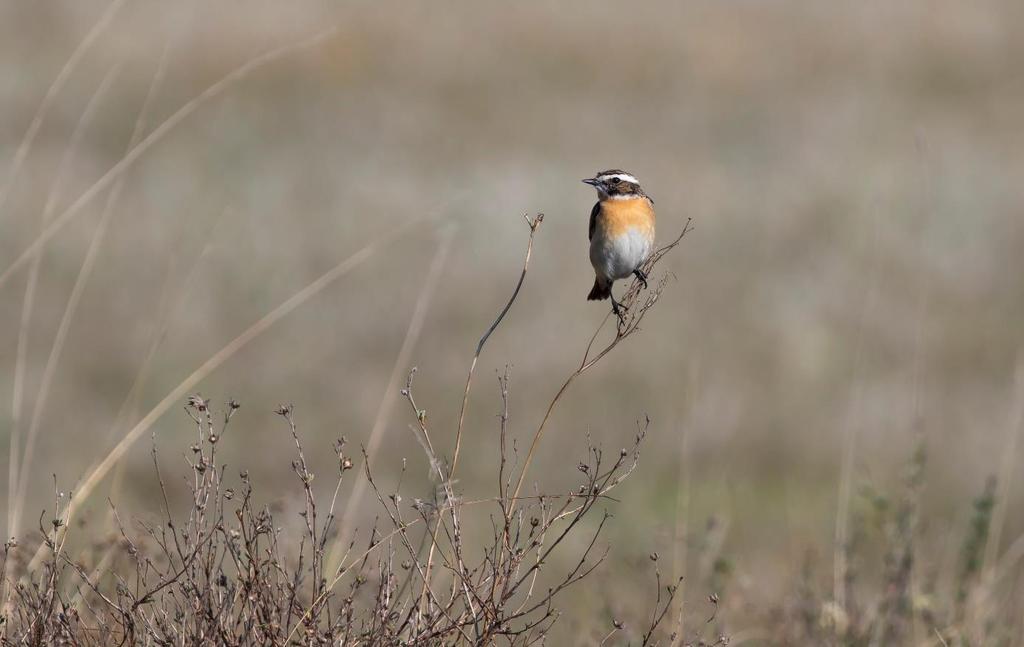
2;1;1023;642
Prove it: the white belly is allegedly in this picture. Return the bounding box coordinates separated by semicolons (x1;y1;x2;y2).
590;227;652;282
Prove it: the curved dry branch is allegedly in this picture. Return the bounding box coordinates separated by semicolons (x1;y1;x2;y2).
452;213;543;477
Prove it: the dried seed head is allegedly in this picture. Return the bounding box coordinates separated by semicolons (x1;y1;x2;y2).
649;552;659;561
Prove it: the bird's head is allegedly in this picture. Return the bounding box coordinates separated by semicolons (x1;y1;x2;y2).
582;170;644;200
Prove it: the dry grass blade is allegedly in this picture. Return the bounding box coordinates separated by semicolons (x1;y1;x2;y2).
326;225;456;571
13;40;169;535
0;22;340;291
0;0;128;220
24;218;429;572
8;65;122;540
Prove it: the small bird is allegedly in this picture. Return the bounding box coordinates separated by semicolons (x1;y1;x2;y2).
583;169;656;318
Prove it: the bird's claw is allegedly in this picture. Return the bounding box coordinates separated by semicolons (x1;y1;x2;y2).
633;268;648;290
611;297;628;325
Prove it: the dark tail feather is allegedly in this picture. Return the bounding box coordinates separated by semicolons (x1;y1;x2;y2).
587;278;611;301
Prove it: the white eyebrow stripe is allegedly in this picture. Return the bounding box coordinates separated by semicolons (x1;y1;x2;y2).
599;173;639;184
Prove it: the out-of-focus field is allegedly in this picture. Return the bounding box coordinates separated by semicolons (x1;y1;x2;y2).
2;1;1023;642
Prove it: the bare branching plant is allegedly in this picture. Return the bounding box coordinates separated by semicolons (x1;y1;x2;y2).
1;215;701;645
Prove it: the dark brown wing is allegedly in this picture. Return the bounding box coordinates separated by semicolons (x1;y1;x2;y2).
588;202;600;241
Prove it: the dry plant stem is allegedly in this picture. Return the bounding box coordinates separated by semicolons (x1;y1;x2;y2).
0;0;127;219
416;213;543;629
8;65;121;542
0;23;341;291
641;568;685;647
24;218;429;573
327;226;455;572
451;213;544;478
361;455;474;644
510;221;693;506
403;372;475;635
289;515;432;642
289;467;637;643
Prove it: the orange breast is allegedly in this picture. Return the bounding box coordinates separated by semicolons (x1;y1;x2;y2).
597;197;656;238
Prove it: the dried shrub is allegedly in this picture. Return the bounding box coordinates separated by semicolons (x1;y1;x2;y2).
1;217;703;646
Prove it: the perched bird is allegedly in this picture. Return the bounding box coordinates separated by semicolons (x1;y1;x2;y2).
583;169;656;318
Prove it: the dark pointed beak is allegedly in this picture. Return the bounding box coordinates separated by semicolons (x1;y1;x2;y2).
582;178;599;186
